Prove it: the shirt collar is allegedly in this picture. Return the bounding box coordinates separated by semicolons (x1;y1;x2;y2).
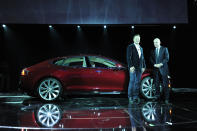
134;43;140;48
156;46;161;50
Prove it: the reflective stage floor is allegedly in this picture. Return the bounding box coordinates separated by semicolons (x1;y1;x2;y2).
1;91;197;131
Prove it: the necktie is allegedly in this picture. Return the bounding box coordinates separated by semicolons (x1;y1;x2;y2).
156;48;159;63
157;48;159;57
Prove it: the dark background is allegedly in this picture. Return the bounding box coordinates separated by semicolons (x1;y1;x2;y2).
0;0;197;91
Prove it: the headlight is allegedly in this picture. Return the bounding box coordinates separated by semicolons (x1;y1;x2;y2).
21;68;29;76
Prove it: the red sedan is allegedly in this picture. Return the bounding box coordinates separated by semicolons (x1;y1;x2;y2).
20;55;171;101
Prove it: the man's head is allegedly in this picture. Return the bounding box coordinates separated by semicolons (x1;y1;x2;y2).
133;34;140;44
153;38;161;48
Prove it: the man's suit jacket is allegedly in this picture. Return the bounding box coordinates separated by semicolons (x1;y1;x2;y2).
150;46;169;76
127;43;146;71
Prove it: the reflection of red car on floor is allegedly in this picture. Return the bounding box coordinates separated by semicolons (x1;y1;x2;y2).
20;104;131;129
20;55;171;101
19;102;172;129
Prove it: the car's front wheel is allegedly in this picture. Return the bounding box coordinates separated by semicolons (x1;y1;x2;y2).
38;78;62;101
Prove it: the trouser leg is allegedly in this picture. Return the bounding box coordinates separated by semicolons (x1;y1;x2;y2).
128;72;135;98
154;71;160;96
162;75;169;100
133;70;142;99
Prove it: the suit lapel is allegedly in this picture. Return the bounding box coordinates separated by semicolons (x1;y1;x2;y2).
158;46;163;60
138;47;142;60
155;46;162;59
133;44;139;59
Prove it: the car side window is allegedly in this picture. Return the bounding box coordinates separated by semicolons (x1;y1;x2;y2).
63;57;84;67
88;56;116;68
68;61;83;67
54;57;85;67
93;62;108;68
54;59;64;65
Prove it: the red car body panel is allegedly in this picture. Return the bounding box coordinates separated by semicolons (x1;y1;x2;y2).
20;55;151;95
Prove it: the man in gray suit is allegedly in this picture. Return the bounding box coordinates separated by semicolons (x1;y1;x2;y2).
150;38;170;104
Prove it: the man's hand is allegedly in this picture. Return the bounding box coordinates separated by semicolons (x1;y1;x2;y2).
130;66;135;73
142;68;145;73
158;63;163;68
154;63;163;68
154;64;159;68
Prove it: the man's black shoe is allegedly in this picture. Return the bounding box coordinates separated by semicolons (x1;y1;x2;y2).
155;95;160;99
129;97;134;104
165;100;169;104
134;98;140;104
153;95;160;101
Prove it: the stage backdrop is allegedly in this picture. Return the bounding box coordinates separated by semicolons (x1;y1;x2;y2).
0;0;188;24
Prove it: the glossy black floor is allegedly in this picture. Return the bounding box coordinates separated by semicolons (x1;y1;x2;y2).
1;90;197;131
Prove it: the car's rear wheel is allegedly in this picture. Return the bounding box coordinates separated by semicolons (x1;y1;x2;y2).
140;76;156;99
38;78;62;101
140;76;163;100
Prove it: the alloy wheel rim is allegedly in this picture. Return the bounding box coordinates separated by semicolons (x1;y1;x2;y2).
142;102;157;122
39;78;61;101
142;78;155;99
37;104;61;127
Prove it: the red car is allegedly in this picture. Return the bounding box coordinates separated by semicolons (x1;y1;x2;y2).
20;55;171;101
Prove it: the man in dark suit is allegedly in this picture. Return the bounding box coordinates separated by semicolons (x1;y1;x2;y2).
150;38;170;104
127;34;146;103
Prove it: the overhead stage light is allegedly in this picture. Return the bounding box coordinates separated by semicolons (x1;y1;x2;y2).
77;25;80;29
173;25;176;29
2;24;6;28
104;25;107;29
131;25;135;29
49;25;52;28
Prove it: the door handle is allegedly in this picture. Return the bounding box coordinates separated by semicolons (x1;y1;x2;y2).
96;70;102;73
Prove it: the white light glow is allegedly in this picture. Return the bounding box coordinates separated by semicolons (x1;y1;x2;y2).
2;24;6;28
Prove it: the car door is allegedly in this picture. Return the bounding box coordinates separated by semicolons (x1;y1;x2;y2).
60;56;103;91
87;56;128;92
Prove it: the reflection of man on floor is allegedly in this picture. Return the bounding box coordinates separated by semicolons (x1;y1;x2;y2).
128;102;145;130
150;38;170;104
